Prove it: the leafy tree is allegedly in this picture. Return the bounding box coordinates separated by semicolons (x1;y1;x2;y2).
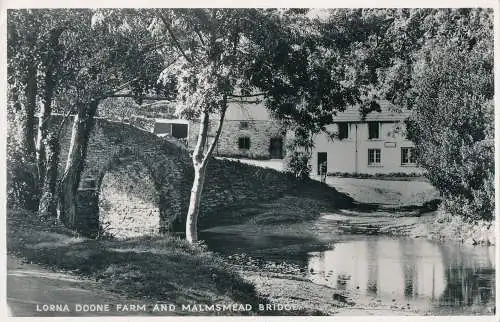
7;10;43;211
146;9;397;243
375;9;494;221
7;9;79;213
56;9;168;228
7;9;168;225
405;41;494;221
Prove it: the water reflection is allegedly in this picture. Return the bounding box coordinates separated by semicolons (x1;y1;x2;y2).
308;237;495;311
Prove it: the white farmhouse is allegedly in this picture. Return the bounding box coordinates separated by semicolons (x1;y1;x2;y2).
311;101;424;176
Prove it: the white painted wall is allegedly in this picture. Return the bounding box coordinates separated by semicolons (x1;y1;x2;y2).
311;122;425;175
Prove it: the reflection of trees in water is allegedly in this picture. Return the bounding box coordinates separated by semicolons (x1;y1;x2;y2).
401;239;417;298
439;267;494;306
438;243;495;307
366;241;378;295
305;237;494;312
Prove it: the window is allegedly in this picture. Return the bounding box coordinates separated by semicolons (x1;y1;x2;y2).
401;147;417;165
238;137;250;150
368;122;380;139
171;123;188;139
368;149;381;165
338;123;348;140
240;121;249;129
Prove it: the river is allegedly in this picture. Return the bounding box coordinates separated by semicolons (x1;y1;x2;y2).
200;216;495;315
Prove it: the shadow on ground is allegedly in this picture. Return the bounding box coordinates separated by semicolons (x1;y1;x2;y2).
7;210;274;316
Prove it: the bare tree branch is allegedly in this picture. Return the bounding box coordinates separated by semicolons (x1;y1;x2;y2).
194;27;206;46
110;78;140;95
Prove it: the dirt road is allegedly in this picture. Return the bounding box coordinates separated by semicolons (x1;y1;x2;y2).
7;256;157;317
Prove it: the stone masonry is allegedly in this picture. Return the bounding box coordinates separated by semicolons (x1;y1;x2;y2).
189;119;287;159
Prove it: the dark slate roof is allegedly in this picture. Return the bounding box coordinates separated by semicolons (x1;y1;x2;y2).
224;102;271;121
332;101;411;122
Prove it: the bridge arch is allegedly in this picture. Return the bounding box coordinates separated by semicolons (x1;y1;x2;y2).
68;119;193;238
96;148;161;239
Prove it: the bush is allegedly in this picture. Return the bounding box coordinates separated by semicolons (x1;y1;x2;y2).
7;147;39;210
285;151;311;180
6;112;39;210
427;207;495;245
406;46;494;221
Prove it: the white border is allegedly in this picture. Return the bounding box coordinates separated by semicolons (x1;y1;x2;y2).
0;1;498;322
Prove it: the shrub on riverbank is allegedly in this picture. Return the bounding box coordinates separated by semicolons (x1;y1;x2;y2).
7;209;263;313
421;208;495;246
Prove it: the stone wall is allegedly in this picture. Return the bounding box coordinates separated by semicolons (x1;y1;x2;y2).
189;119;287;159
129;115;287;160
128;115;155;133
52;116;191;237
98;158;161;239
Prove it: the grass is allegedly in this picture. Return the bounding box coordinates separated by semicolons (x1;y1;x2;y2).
7;209;267;315
199;178;355;229
327;171;425;180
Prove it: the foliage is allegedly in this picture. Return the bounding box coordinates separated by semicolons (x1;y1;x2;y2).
6;136;39;210
6;95;39;210
7;8;495;230
425;207;495;245
356;8;495;221
286;151;312;180
97;97;140;122
404;41;493;221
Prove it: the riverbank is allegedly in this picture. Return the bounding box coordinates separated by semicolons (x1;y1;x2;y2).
410;208;495;246
6;209;264;316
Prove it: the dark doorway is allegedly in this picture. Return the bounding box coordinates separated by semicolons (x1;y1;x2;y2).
269;137;283;159
171;123;188;139
317;152;327;175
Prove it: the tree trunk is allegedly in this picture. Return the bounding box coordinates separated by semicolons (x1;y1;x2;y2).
36;27;64;185
23;61;37;163
38;133;60;218
36;95;52;186
58;101;99;228
20;60;39;212
185;164;207;243
185;101;227;244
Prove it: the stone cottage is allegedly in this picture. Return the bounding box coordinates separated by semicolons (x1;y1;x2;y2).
188;103;287;160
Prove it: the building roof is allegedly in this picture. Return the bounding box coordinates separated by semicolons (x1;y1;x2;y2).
332;101;411;122
154;118;189;124
147;99;409;123
224;102;271;121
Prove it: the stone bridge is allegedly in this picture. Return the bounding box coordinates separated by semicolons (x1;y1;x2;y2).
54;117;300;238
